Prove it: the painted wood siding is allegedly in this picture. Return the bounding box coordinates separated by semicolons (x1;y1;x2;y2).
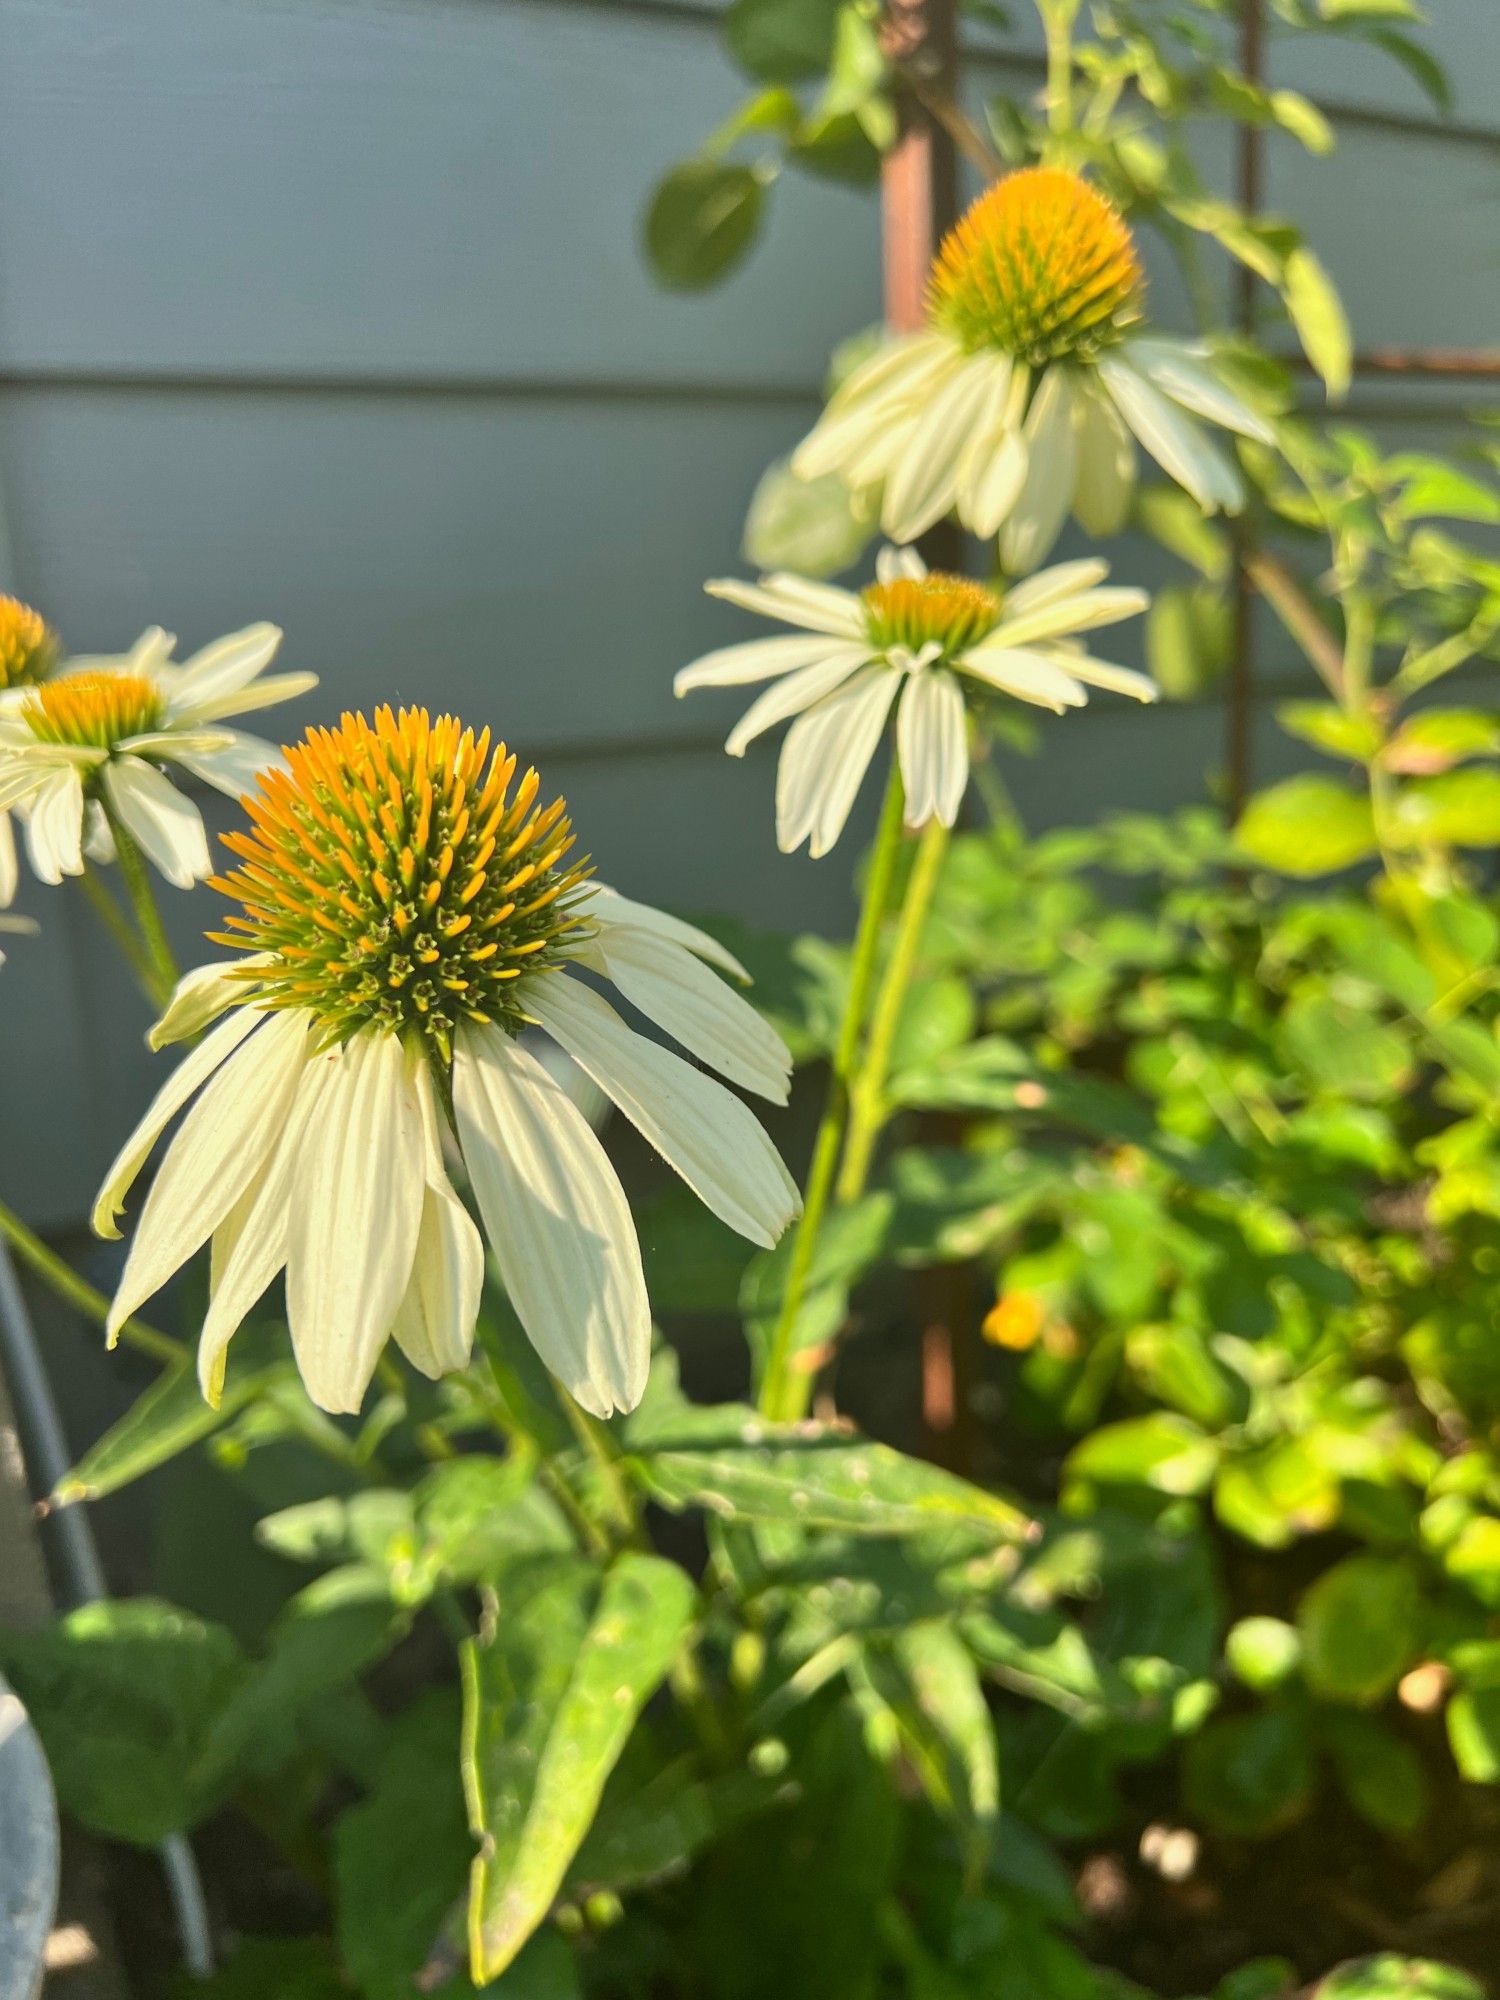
0;0;1495;1222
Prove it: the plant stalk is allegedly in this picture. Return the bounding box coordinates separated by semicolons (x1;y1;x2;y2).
0;1194;185;1366
104;809;181;1011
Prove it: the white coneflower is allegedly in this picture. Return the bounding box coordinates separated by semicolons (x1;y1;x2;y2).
677;547;1152;856
0;623;313;890
793;165;1273;570
93;707;798;1419
0;596;60;907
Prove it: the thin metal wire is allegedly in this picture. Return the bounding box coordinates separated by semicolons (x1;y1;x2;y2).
0;1241;215;1979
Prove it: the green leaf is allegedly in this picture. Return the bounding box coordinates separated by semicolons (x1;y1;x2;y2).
1276;701;1382;762
463;1553;695;1982
1065;1415;1220;1498
1298;1555;1422;1706
1385;709;1500;774
1269;87;1335;155
860;1622;999;1859
1127;1324;1247;1429
1146;584;1230;701
889;973;978;1076
569;1755;783;1898
1215;1437;1341;1549
1316;1960;1485;2000
0;1598;246;1844
1276;993;1411;1099
631;1410;1028;1537
1322;1711;1429;1835
1283;244;1352;399
1446;1685;1500;1783
53;1360;287;1505
1183;1710;1316;1836
644;161;766;291
742;456;874;578
725;0;843;83
257;1489;416;1568
1225;1616;1303;1693
1236;776;1377;876
181;1938;346;2000
1134;486;1232;583
1366;30;1453;112
1395;768;1500;849
1319;0;1425;18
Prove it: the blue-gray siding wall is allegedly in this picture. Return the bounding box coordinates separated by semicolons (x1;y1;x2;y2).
0;0;1496;1222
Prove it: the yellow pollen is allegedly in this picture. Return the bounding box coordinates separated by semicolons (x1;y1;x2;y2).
0;597;59;692
862;574;1000;657
207;705;592;1059
928;166;1143;365
24;670;165;750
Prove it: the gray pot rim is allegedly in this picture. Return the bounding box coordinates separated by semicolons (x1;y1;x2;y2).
0;1670;58;2000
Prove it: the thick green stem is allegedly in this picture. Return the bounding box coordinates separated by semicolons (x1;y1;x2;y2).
758;765;909;1422
836;814;950;1205
0;1195;185;1366
1041;0;1078;140
105;810;181;1011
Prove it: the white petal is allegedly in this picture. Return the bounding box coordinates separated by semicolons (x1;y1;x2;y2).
453;1023;649;1418
1124;336;1275;444
173;672;317;726
704;577;865;639
1072;382;1138;539
876;545;927;584
92;1007;267;1236
956;360;1029;538
24;768;85;883
676;634;864;696
102;759;211;888
149;955;273;1050
1058;653;1160;702
197;1051;331;1402
897;670;969;830
285;1033;426;1415
106;1010;310;1337
585;925;792;1102
725;649;875;757
882;355;1007;543
0;813;15;908
1000;369;1080;576
115;729;235;761
775;665;901;858
792;335;956;478
389;1064;482;1381
0;764;45;815
1001;558;1111;619
177;731;287;803
167;623;283;712
584;883;748;982
1098;354;1244;513
822;331;953;418
982;585;1148;652
954;648;1088;712
523;973;799;1250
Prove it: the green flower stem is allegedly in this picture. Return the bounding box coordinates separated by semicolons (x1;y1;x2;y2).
77;867;160;998
758;764;909;1424
557;1385;642;1548
104;808;181;1012
0;1194;185;1367
836;812;950;1206
1041;0;1079;140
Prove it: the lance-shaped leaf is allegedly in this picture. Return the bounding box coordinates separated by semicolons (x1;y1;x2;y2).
858;1621;999;1869
629;1407;1027;1539
52;1358;290;1506
462;1552;696;1983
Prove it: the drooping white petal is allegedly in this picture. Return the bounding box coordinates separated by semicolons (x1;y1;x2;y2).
197;1049;332;1402
149;955;273;1050
285;1032;427;1415
389;1064;483;1381
882;355;1008;543
897;669;969;830
579;924;792;1102
1098;354;1244;514
1123;336;1275;444
1058;653;1160;702
0;763;46;815
705;577;865;639
821;331;954;419
0;813;15;908
876;545;927;585
523;973;799;1250
1071;381;1138;539
981;585;1149;652
954;648;1088;712
675;634;866;696
165;623;283;716
775;665;901;858
23;768;85;884
725;650;876;758
453;1022;650;1419
956;360;1029;539
793;334;958;479
102;759;211;888
1000;368;1080;576
177;731;287;802
93;1009;268;1237
106;1010;310;1339
584;883;750;982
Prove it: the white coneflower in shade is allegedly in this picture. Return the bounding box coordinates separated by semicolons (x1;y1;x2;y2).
677;547;1153;857
93;707;798;1419
793;165;1274;570
0;623;313;891
0;597;60;908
